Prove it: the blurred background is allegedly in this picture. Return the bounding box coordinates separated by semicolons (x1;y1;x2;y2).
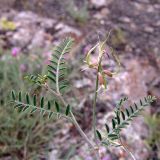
0;0;160;160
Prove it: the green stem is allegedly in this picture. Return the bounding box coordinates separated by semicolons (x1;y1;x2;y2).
92;57;102;142
93;73;99;141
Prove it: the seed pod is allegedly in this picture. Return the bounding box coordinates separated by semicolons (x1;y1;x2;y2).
98;72;104;86
103;70;113;77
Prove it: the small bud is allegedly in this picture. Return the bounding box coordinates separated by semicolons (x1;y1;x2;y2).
103;70;113;77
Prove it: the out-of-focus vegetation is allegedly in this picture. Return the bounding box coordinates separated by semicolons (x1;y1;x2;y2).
65;0;89;24
145;113;160;159
0;50;54;159
0;18;16;31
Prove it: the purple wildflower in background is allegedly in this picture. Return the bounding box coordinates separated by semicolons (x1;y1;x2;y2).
11;47;20;57
85;156;93;160
102;155;112;160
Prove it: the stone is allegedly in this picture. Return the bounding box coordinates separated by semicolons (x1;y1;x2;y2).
155;20;160;27
101;59;157;103
28;30;46;49
55;23;82;37
144;26;154;33
120;17;131;23
14;11;39;23
48;150;58;160
100;8;110;16
10;28;33;47
90;0;107;8
74;78;92;88
94;8;109;19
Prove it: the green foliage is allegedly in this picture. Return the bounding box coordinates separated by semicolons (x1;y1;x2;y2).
10;91;71;119
0;50;55;159
8;37;157;159
65;0;89;23
96;96;156;147
111;28;126;48
0;18;16;31
116;96;128;109
24;74;48;85
0;104;53;159
9;38;74;120
47;37;73;94
144;113;160;153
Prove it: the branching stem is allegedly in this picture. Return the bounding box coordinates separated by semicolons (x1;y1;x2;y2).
45;85;99;158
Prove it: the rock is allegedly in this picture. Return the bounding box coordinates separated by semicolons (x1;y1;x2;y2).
130;23;137;30
134;2;145;11
144;26;154;33
155;20;160;27
14;11;39;23
93;13;104;20
10;28;33;48
90;0;107;8
28;30;46;49
48;150;58;160
119;17;131;23
40;18;56;29
94;8;110;19
122;120;150;159
55;22;82;37
14;11;56;28
0;0;16;9
146;5;155;13
101;8;110;15
0;10;57;51
74;78;92;88
101;58;157;103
